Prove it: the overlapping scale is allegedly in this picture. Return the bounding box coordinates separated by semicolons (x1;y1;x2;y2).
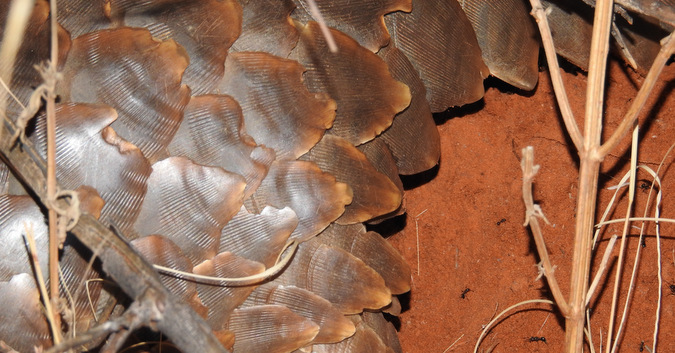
385;0;488;111
613;14;670;75
133;156;246;265
233;0;299;57
361;312;403;353
167;94;275;199
244;284;356;344
0;274;51;352
459;0;540;90
58;0;111;37
0;195;49;280
313;315;389;353
59;27;191;162
193;252;265;330
275;239;391;314
292;0;412;52
131;235;208;318
227;305;319;353
29;103;151;235
383;295;401;316
291;22;411;146
541;0;594;70
615;0;675;26
317;224;411;295
0;197;107;335
357;138;405;222
107;0;242;94
0;163;8;194
246;160;353;241
0;0;71;118
218;52;336;159
219;206;298;268
301;134;401;224
378;46;440;175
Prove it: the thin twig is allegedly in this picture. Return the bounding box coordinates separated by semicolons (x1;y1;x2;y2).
46;0;63;343
564;0;615;351
415;209;427;276
442;333;464;353
586;235;618;306
529;0;583;151
606;127;639;353
23;222;63;344
153;240;299;286
0;0;34;120
521;146;569;315
0;117;230;352
305;0;338;53
473;299;554;353
598;31;675;158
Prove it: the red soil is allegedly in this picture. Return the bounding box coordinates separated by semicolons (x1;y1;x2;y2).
390;59;675;352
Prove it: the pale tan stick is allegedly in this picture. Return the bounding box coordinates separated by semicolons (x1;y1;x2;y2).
0;0;34;119
305;0;338;53
473;299;554;353
598;32;675;158
563;0;615;351
529;0;583;151
586;235;618;306
598;217;675;225
636;142;675;353
442;333;464;353
592;171;632;249
606;127;639;353
649;144;675;353
415;209;428;276
521;146;569;315
23;223;63;344
45;0;63;343
154;240;298;286
585;310;596;353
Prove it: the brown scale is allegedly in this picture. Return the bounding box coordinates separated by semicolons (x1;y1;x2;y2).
8;0;659;352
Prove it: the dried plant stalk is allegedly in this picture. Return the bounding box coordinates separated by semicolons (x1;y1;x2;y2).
46;0;62;342
527;0;675;351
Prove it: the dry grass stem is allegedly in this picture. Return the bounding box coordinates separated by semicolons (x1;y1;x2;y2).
529;0;583;151
154;240;298;285
305;0;338;53
442;333;464;353
415;209;427;276
586;235;617;306
585;310;596;353
0;0;34;119
605;127;639;353
527;0;675;350
521;146;569;314
473;299;554;353
598;31;675;157
23;222;63;344
45;0;63;341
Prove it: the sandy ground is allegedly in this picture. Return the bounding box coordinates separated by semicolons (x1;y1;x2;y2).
387;59;675;352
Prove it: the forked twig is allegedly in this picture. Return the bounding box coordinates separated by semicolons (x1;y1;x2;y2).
598;32;675;158
521;146;569;315
529;0;583;152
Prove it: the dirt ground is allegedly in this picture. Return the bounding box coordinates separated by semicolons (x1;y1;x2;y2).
386;59;675;352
